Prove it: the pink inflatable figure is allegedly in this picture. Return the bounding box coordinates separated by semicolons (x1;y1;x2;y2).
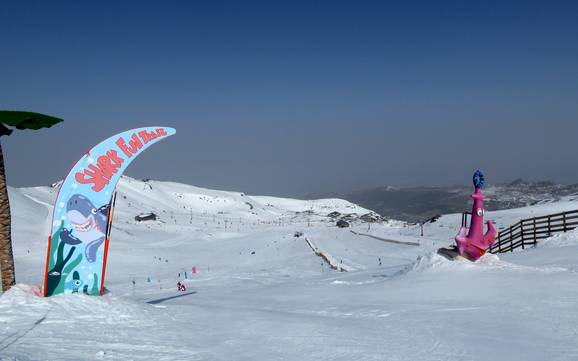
455;171;496;261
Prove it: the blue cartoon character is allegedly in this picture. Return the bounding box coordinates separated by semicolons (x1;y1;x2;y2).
64;271;84;293
60;194;109;262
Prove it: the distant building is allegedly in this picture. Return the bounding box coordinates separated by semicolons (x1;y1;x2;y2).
135;213;158;222
327;211;341;218
336;219;350;228
341;213;359;221
360;213;381;223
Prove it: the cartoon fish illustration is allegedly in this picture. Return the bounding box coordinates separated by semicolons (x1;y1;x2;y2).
64;271;84;293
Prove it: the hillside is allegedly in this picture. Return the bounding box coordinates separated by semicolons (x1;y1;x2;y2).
1;178;578;360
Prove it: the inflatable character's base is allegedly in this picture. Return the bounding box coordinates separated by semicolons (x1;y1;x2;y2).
437;247;473;262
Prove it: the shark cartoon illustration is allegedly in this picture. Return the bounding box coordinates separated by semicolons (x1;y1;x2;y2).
60;194;110;262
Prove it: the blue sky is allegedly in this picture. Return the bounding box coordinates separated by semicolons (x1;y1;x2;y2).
1;1;577;196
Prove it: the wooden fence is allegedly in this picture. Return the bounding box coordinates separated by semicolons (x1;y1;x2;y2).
461;212;471;228
489;209;578;253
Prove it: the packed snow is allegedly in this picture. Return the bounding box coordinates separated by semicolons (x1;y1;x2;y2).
2;177;578;360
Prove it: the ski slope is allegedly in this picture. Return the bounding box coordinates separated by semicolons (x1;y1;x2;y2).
2;177;578;361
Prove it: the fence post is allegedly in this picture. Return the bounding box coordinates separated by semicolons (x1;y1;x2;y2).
533;217;537;246
498;232;502;253
520;220;526;249
547;215;551;237
461;212;470;228
509;225;514;252
563;213;567;232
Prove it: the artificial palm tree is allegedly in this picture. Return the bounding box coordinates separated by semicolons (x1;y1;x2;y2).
0;111;63;292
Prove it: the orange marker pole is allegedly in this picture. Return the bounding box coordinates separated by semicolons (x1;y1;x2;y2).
100;238;110;296
42;236;52;297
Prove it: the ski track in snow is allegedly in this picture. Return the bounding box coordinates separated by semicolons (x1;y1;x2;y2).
2;177;578;361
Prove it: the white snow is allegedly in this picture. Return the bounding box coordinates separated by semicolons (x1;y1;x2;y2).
2;177;578;360
537;227;578;248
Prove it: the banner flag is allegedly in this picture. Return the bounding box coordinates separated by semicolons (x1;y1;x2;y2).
43;127;176;296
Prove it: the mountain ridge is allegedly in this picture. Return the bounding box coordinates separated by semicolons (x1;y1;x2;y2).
307;180;578;222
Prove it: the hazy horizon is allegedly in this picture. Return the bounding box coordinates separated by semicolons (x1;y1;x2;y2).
2;1;577;197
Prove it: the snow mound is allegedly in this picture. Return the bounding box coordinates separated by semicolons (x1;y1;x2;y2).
400;251;567;276
0;284;154;327
537;228;578;248
0;285;198;360
404;252;481;274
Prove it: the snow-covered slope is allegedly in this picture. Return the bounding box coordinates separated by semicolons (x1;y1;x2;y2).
2;178;578;361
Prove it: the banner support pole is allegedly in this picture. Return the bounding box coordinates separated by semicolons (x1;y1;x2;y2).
100;192;117;295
